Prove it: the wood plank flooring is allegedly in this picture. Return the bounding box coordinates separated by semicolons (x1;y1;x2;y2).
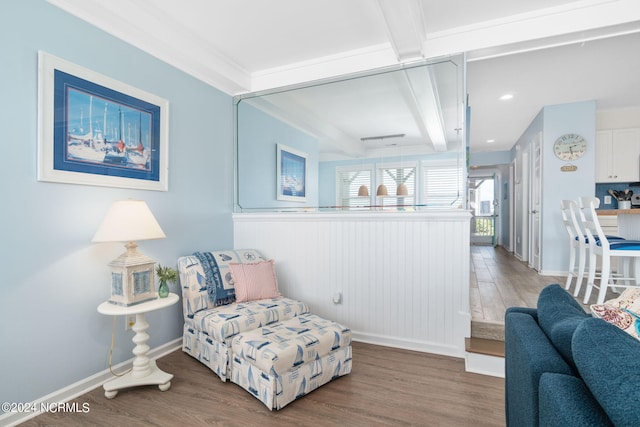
24;342;505;427
27;245;598;426
469;244;616;342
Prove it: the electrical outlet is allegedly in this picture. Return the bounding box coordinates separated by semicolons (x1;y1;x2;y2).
604;195;612;204
332;292;342;304
125;315;136;331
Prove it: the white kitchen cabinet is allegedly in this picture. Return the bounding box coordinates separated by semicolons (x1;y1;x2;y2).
596;128;640;183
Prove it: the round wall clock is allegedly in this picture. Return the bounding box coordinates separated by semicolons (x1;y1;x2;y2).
553;133;587;161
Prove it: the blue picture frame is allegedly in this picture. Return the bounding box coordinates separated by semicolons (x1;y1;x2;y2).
38;52;169;191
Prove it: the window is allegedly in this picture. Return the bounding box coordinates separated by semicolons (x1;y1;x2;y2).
422;158;464;208
336;166;372;209
378;163;416;208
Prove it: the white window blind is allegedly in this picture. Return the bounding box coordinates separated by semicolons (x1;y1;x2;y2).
378;165;416;208
337;168;372;208
422;159;463;208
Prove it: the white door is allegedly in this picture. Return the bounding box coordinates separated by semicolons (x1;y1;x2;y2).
509;162;515;253
520;148;529;262
529;133;542;271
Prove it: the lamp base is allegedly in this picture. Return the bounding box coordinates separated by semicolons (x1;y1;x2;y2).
107;241;157;306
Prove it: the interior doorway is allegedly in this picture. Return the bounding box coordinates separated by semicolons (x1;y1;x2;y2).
468;175;497;246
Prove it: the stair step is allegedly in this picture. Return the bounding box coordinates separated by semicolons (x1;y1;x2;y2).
465;337;505;358
471;319;505;341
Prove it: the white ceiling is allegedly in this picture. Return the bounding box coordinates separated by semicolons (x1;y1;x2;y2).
48;0;640;153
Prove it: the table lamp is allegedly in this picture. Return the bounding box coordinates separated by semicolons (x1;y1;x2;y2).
93;200;166;306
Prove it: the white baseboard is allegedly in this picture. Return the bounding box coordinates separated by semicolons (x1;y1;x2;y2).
464;351;505;378
352;332;465;359
539;269;566;277
0;338;182;427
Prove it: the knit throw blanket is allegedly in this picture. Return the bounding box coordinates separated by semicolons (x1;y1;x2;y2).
193;251;236;306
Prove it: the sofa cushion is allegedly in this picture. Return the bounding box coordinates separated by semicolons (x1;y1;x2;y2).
590;287;640;340
537;284;590;368
573;318;640;427
538;372;613;427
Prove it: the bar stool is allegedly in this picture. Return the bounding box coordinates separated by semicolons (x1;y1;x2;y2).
561;200;586;296
579;196;640;304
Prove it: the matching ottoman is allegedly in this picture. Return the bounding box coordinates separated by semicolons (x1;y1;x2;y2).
231;313;353;410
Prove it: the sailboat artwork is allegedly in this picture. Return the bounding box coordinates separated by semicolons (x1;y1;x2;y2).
64;87;153;171
292;345;304;367
295;377;307;399
331;331;341;351
247;366;259;396
331;361;342;380
273;367;283;396
300;334;319;347
310;354;323;379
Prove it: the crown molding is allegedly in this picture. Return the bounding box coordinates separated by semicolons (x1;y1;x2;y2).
47;0;252;95
421;0;640;59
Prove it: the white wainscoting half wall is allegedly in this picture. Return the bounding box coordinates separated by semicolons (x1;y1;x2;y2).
233;211;472;358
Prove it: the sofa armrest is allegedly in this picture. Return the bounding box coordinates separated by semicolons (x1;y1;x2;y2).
505;306;538;322
539;373;613;427
505;311;574;427
573;318;640;426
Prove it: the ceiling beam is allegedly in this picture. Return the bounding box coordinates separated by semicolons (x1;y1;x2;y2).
243;96;366;159
376;0;426;62
396;68;448;152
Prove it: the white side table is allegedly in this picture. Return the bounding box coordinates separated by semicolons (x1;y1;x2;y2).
97;293;179;398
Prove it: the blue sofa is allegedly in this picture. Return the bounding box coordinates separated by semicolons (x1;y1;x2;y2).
505;284;640;427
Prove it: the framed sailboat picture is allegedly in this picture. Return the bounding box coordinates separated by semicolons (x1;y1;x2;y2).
37;51;169;191
276;144;307;202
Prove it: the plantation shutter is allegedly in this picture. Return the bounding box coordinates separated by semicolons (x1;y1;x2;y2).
422;159;463;208
337;168;371;208
379;165;416;208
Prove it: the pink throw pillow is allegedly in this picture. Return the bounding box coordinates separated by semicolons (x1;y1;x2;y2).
229;260;280;303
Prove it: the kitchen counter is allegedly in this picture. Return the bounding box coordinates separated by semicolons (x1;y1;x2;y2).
597;209;640;215
596;208;640;240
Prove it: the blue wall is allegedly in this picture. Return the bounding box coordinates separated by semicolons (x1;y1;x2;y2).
541;101;596;274
511;101;596;273
0;0;233;408
237;102;319;209
469;150;511;167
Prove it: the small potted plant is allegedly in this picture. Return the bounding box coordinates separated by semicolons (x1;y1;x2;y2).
155;264;178;298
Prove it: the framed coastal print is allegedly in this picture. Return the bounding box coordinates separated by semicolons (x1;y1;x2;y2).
37;51;169;191
276;144;307;202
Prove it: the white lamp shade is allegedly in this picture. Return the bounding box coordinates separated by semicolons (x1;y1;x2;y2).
92;200;166;243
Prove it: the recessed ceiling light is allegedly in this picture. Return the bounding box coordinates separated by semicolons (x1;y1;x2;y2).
486;139;495;143
500;94;514;101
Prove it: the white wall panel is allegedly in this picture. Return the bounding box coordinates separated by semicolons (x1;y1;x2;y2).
234;211;472;358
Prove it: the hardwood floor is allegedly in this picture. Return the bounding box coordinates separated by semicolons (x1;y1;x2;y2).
469;244;616;342
29;245;597;426
24;342;505;427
